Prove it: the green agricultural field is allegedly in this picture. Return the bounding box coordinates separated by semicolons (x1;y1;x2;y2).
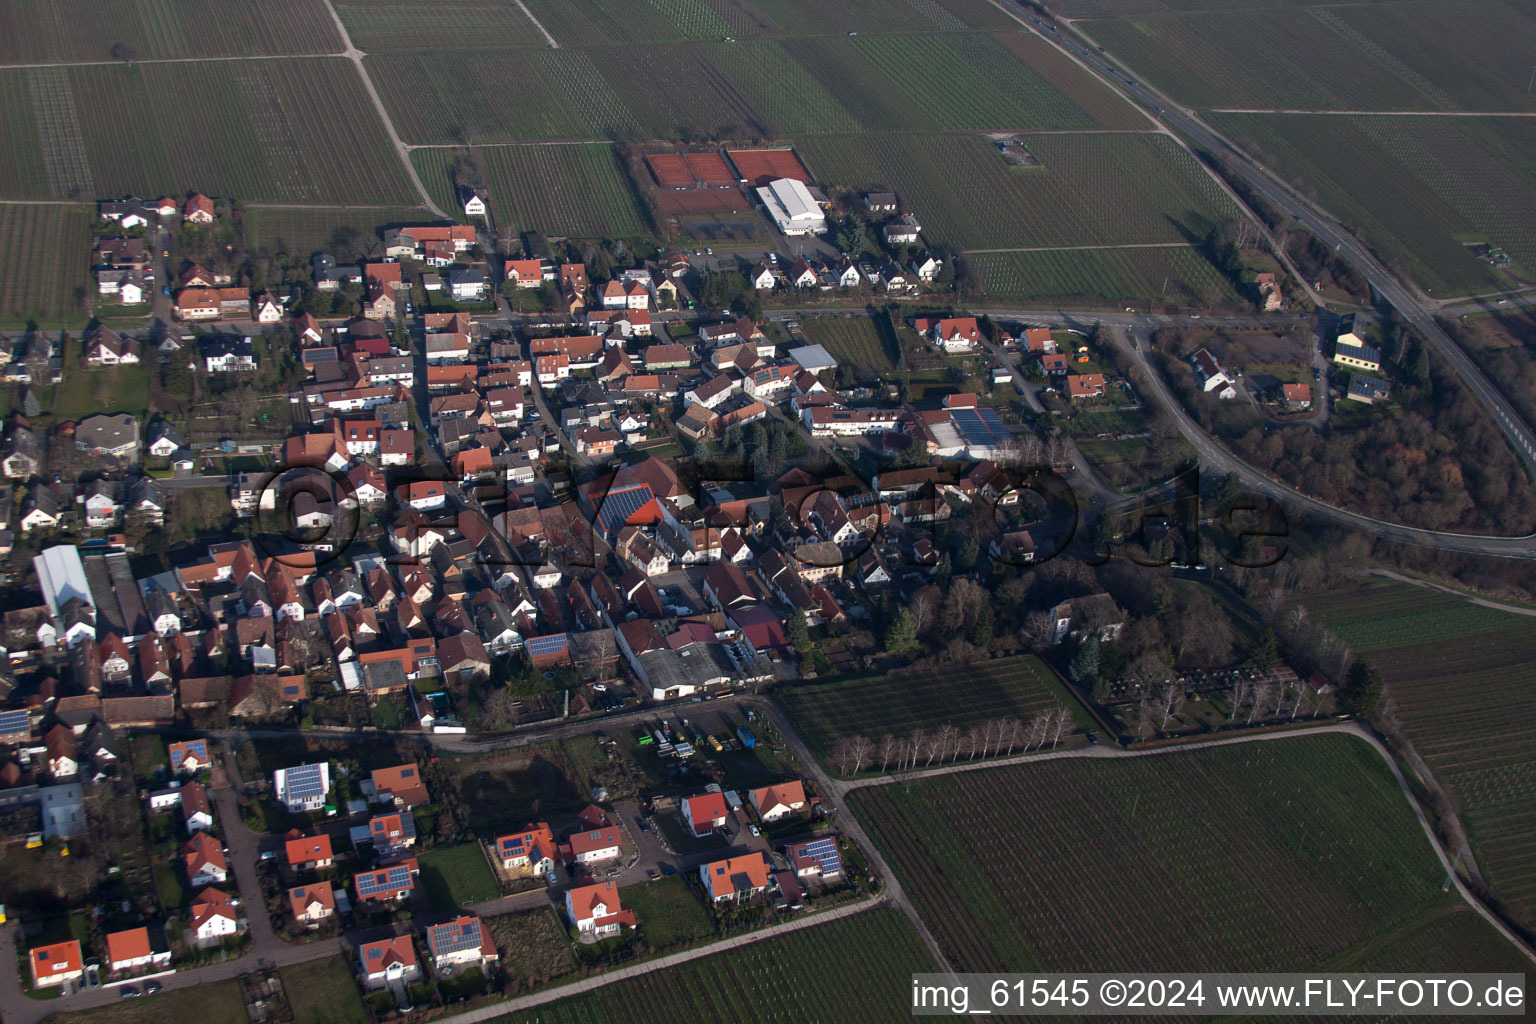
850;734;1526;973
800;316;899;373
0;60;418;205
1304;580;1536;926
0;204;93;330
1080;2;1536;113
418;841;501;909
797;132;1238;251
245;206;441;258
495;907;936;1022
0;0;340;63
283;955;370;1024
779;655;1078;771
333;0;549;51
414;145;649;240
972;245;1241;308
1208;112;1536;294
517;0;689;45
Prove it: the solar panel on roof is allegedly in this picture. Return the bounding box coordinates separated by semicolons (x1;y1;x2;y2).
356;863;413;896
795;837;842;873
429;919;484;956
282;763;327;800
594;484;653;531
0;709;30;733
526;634;568;656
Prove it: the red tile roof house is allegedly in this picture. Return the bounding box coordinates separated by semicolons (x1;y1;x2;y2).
28;940;83;988
370;763;429;809
285;830;334;871
358;936;421;989
496;823;558;877
190;887;240;944
699;852;773;903
681;791;729;837
425;916;499;974
183;193;215;224
182;831;228;886
105;927;171;975
748;780;807;822
289;884;337;928
563;881;634;941
563;825;623;866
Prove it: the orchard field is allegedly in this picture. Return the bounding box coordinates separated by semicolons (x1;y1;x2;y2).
850;734;1528;974
502;907;937;1023
0;204;94;329
972;245;1242;308
0;0;340;62
413;145;650;239
245;207;442;258
1206;113;1536;295
779;655;1077;771
799;316;900;373
1305;580;1536;926
0;60;417;205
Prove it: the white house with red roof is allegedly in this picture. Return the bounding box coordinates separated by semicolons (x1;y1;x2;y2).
190;887;240;943
28;940;83;988
181;831;227;886
358;936;420;988
105;927;171;974
564;825;623;865
699;852;772;903
930;317;980;353
681;791;729;836
424;916;498;973
748;780;807;822
564;881;635;940
288;884;336;927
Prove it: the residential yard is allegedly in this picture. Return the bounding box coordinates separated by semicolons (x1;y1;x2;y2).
486;906;578;989
619;875;714;953
282;955;370;1024
53;363;153;422
417;841;502;910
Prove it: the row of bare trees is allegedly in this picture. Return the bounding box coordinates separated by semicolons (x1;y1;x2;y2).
831;706;1074;776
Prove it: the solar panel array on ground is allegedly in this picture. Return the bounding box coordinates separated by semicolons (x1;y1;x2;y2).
950;406;1009;448
727;148;813;186
356;862;414;897
645;153;694;189
685;151;736;187
657;191;751;214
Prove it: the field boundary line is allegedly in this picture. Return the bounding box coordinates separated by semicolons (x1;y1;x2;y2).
965;241;1202;254
1209;108;1536;117
1364;569;1536;618
0;53;345;69
508;0;559;48
426;897;884;1024
316;0;452;219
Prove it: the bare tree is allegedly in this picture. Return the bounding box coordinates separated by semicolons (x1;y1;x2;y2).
1153;681;1185;731
961;726;980;760
1135;697;1157;741
878;734;899;773
1227;678;1250;722
908;587;940;638
924;729;944;767
936;724;960;764
1285;604;1308;639
482;688;519;730
832;738;854;776
848;735;874;776
1002;717;1022;755
1027;710;1051;751
1049;705;1071;749
979;719;997;758
1263;584;1286;623
1022;609;1056;650
908;727;928;771
1247;681;1275;724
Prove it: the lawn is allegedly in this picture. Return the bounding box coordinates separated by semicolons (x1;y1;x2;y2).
282;955;369;1024
779;654;1080;772
45;978;246;1024
849;734;1527;974
0;204;94;330
244;206;439;258
505;907;935;1021
53;363;153;422
418;842;501;910
0;60;417;205
618;875;714;952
